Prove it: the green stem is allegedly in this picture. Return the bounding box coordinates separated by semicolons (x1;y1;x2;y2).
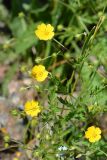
53;38;68;51
71;75;79;94
23;120;31;144
97;149;107;157
42;51;61;61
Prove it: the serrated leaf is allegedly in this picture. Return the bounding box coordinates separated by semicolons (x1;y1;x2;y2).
58;97;72;108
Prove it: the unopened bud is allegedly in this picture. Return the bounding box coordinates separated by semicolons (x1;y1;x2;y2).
11;109;19;116
52;141;55;144
45;134;50;140
64;52;71;59
4;135;10;142
31;119;37;127
34;151;39;157
52;53;57;58
36;133;40;139
18;12;24;18
76;154;82;158
88;105;94;112
35;85;40;91
57;24;63;31
35;57;42;64
5;143;9;148
20;65;26;72
3;43;10;49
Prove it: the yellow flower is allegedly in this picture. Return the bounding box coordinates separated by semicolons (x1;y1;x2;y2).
35;23;54;40
24;100;41;117
85;126;101;143
31;65;48;82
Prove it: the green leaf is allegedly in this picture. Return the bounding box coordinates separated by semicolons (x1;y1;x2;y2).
81;26;95;55
58;97;72;108
14;24;37;54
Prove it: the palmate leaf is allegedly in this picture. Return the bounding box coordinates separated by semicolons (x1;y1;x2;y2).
9;17;37;54
14;24;37;54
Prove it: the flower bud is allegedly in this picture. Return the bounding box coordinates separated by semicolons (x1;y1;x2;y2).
64;52;71;59
4;143;9;148
57;24;63;31
45;134;50;140
52;52;57;58
3;43;10;49
4;135;10;143
35;57;42;64
18;12;25;18
35;85;40;91
36;133;40;139
76;154;82;158
98;12;103;17
52;141;55;144
11;109;19;116
20;65;26;72
33;151;39;157
31;119;37;127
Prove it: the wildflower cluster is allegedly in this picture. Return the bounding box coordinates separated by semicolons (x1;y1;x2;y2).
18;22;106;159
1;0;107;159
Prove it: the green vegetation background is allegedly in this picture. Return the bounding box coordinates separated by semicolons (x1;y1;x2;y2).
0;0;107;159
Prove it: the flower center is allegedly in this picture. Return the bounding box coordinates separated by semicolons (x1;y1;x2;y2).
92;132;97;138
45;31;49;35
37;72;43;77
